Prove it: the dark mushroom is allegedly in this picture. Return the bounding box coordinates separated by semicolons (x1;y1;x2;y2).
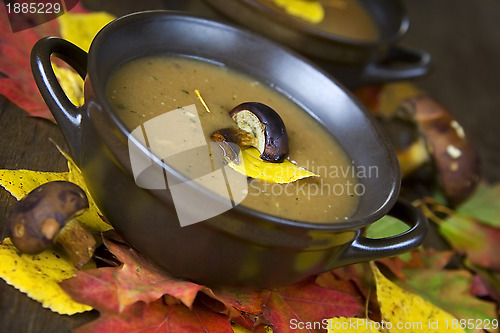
398;96;480;206
8;181;90;255
229;102;289;163
210;127;257;164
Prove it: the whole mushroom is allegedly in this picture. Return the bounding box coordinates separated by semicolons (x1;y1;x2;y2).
398;96;480;206
7;181;96;268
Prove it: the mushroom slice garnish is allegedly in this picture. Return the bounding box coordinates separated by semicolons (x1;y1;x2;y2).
230;102;289;163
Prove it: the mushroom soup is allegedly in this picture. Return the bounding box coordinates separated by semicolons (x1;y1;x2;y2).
107;56;361;222
256;0;379;41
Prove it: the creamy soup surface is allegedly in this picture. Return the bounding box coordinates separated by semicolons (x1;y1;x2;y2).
257;0;379;41
107;56;360;222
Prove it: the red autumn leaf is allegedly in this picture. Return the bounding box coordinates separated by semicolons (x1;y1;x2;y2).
209;287;263;315
73;299;234;333
63;232;366;332
261;277;364;333
60;236;206;312
316;263;382;322
317;263;373;299
0;12;60;119
0;4;89;119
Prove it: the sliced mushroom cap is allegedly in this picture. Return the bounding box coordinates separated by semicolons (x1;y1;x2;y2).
211;127;257;164
7;181;89;254
399;96;480;206
230;102;289;163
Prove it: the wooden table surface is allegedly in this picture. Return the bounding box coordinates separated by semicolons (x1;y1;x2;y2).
1;0;499;331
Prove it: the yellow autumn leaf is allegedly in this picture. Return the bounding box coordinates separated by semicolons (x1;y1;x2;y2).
0;168;68;199
328;264;467;333
371;263;466;333
50;11;116;107
0;149;111;314
0;149;110;233
272;0;324;24
58;11;116;52
52;64;85;106
228;147;318;183
0;238;92;315
58;147;110;233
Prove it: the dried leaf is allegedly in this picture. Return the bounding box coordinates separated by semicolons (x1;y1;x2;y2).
50;11;115;107
271;0;324;24
0;11;59;119
439;214;500;271
371;263;466;333
73;300;234;333
208;287;263;318
62;234;271;332
0;150;110;314
0;238;92;315
52;64;84;106
0;151;110;233
375;249;445;281
262;277;363;333
0;7;114;119
316;263;381;323
401;267;497;332
60;235;205;313
0;168;68;199
58;147;110;232
455;182;500;228
229;147;318;183
58;11;115;52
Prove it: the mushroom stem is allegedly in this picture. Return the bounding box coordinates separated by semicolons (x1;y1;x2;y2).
54;219;97;269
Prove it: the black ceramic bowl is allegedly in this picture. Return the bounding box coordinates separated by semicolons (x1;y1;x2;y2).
195;0;432;87
31;11;427;287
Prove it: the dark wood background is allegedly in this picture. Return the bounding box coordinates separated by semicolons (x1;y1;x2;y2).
1;0;499;331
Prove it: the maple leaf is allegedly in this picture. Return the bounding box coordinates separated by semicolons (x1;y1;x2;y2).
60;232;206;313
316;263;385;324
73;299;234;333
0;10;60;119
0;5;114;119
262;277;364;333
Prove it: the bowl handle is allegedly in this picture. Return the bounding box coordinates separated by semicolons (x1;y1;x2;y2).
31;36;88;161
363;46;432;83
331;199;429;269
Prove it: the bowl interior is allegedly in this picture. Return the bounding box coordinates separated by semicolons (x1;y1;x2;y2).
88;11;400;227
